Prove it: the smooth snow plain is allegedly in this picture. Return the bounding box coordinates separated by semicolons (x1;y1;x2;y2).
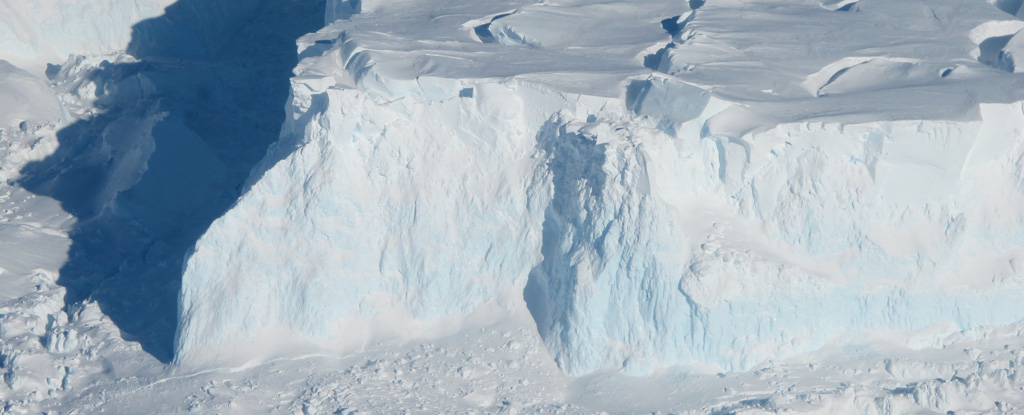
3;0;1024;414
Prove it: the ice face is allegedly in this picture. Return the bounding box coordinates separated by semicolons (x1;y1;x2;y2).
174;81;571;367
528;104;1024;374
176;0;1024;374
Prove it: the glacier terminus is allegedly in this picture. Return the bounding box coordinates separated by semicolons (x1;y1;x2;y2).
3;0;1024;413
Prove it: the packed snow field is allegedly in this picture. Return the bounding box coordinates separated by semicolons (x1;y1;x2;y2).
3;0;1024;413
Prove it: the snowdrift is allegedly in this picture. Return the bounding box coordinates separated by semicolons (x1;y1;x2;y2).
176;0;1024;374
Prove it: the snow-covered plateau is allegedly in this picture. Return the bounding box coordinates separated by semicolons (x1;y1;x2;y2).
4;0;1024;413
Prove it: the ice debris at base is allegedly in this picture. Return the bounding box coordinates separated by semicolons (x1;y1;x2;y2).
3;0;1024;413
0;59;164;415
177;0;1024;376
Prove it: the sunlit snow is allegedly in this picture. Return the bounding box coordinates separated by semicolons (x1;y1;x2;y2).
2;0;1024;413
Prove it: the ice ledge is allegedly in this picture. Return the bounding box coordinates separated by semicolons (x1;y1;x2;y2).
177;0;1024;375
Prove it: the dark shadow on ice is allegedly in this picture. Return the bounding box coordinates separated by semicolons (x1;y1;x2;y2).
992;0;1023;16
524;121;608;350
978;34;1015;71
18;0;325;362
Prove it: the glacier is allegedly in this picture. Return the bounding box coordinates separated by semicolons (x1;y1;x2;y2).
7;0;1024;413
171;0;1024;376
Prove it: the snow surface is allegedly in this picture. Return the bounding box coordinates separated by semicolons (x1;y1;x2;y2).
0;0;174;77
3;0;1024;413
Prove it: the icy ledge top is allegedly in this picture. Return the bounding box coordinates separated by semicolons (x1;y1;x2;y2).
302;0;1024;127
176;0;1024;375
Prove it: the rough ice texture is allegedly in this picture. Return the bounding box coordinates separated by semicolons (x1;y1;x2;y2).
177;0;1024;374
175;81;561;366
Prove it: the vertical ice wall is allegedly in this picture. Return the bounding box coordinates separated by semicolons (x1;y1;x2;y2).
175;78;581;366
177;59;1024;373
527;94;1024;374
175;0;1024;374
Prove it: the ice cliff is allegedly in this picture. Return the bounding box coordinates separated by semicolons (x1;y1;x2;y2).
175;0;1024;374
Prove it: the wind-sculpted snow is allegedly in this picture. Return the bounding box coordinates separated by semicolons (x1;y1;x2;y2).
179;0;1024;376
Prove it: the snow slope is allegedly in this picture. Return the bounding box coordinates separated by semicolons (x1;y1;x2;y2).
0;0;174;76
177;0;1024;377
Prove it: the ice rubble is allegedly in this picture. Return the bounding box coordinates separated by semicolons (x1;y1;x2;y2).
177;0;1024;375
